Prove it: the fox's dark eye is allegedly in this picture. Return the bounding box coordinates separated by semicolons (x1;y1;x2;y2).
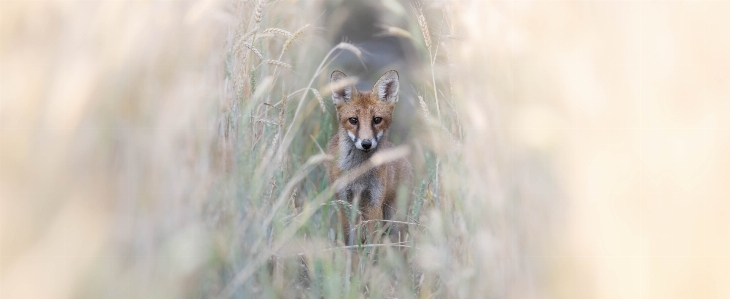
373;117;382;124
349;118;358;125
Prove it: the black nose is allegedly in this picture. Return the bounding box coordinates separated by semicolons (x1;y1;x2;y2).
361;140;372;149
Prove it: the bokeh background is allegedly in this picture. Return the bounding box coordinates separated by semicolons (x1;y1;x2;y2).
2;0;730;298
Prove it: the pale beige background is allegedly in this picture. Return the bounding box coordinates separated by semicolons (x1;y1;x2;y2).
452;1;730;298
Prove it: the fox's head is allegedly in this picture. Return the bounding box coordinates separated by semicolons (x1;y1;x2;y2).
331;70;400;152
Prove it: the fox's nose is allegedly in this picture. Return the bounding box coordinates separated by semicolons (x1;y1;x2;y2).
361;140;372;150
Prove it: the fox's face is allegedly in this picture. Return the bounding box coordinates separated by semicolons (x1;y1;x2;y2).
331;70;400;152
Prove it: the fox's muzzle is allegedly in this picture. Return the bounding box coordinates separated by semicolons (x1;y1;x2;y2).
354;137;377;152
347;131;379;152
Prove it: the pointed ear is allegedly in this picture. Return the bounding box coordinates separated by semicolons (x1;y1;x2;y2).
330;70;354;105
374;70;399;104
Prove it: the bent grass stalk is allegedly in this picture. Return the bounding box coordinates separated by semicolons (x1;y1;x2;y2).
276;42;362;164
413;5;444;208
246;153;331;269
414;4;441;123
216;146;411;299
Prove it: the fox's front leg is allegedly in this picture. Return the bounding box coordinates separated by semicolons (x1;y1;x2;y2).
359;190;384;244
338;189;356;246
383;203;406;243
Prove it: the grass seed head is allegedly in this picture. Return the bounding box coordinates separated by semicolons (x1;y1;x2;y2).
243;43;264;59
253;0;265;24
418;95;431;118
312;89;325;112
261;59;292;69
414;6;432;51
377;25;414;40
262;28;293;38
335;42;362;59
282;24;310;54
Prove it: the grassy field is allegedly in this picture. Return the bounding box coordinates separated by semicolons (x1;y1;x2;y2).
2;1;519;298
4;1;730;299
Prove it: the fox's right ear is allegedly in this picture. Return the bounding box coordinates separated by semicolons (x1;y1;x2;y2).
330;70;353;105
374;70;399;104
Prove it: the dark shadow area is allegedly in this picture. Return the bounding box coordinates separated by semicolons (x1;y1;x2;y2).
321;0;423;144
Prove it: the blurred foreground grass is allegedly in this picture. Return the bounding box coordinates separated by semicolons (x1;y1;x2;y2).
3;1;730;299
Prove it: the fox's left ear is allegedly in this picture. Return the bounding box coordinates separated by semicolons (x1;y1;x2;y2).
374;70;399;104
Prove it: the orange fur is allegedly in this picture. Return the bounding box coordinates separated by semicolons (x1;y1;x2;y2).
325;70;412;245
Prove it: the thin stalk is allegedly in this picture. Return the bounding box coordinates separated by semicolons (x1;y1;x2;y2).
277;45;349;162
429;44;442;123
215;147;411;299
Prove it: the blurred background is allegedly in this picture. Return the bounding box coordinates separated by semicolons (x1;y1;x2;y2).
2;0;730;298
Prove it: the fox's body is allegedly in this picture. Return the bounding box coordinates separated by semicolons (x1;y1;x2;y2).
326;70;412;245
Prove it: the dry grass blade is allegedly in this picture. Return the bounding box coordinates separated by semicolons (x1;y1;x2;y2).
335;42;362;59
254;33;276;40
233;29;256;53
287;242;414;258
377;25;414;40
332;146;411;191
411;5;441;122
259;59;291;69
310;135;325;154
261;153;332;233
242;43;264;59
418;95;431;118
262;28;292;38
277;42;363;160
282;24;310;54
413;5;432;51
357;219;426;229
311;88;325;112
320;77;359;96
253;0;265;24
215;146;411;299
255;117;279;126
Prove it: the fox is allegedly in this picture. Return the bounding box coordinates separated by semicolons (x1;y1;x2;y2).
326;70;413;246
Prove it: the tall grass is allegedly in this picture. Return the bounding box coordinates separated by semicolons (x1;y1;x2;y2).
0;0;548;298
14;0;730;299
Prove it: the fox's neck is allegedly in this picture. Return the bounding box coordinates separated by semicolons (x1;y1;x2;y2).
338;128;377;171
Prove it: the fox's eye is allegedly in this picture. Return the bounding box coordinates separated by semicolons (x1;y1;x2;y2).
348;118;358;125
373;117;382;124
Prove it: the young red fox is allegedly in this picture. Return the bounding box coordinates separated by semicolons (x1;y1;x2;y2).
326;70;412;246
